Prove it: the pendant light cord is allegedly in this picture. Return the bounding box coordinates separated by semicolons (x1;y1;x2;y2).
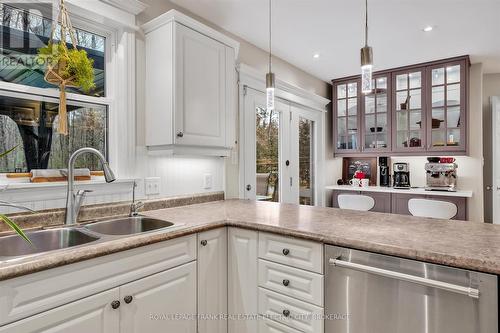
364;0;368;47
269;0;272;73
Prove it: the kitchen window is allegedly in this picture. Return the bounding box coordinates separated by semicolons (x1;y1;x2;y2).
0;3;110;174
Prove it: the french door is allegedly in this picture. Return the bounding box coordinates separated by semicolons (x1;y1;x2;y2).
242;87;323;205
493;97;500;224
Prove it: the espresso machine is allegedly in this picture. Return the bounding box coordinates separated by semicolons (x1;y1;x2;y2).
425;161;458;192
393;163;411;188
379;157;390;187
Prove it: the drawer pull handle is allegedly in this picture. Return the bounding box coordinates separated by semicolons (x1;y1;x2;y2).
282;248;290;256
111;300;120;309
282;279;290;286
201;240;208;246
282;309;290;317
124;296;133;304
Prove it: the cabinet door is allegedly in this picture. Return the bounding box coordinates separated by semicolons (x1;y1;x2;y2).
228;228;258;333
198;228;228;333
363;191;391;213
392;68;426;152
0;289;119;333
427;60;467;152
120;262;197;333
333;79;361;154
362;75;391;152
175;23;227;147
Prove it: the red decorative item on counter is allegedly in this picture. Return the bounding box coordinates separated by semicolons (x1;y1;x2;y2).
354;170;366;179
440;157;456;163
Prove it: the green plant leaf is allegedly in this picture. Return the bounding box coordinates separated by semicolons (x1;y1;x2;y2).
0;214;33;245
0;146;17;159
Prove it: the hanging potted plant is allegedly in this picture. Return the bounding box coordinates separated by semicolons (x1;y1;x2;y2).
37;0;95;135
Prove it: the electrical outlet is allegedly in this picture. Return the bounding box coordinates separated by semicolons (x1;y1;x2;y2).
145;177;161;195
203;173;213;189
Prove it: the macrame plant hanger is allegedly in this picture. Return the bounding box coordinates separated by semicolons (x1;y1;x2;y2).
44;0;78;135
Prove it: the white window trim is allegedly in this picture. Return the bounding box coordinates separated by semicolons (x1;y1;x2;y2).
237;63;330;206
0;3;135;193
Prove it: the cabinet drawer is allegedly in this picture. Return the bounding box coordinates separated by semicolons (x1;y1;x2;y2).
258;259;323;307
258;288;324;333
259;233;323;273
258;318;302;333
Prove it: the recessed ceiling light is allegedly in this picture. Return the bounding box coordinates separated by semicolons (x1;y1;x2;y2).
422;26;434;32
313;53;320;59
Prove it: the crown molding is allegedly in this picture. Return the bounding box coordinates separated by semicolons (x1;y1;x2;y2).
100;0;148;15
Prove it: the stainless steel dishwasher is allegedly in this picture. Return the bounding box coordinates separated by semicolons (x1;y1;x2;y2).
325;245;498;333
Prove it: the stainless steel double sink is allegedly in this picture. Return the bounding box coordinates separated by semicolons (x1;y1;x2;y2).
0;216;177;259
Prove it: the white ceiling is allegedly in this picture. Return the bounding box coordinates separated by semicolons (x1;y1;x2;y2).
170;0;500;82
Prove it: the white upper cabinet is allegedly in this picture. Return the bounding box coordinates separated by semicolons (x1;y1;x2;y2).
142;10;239;156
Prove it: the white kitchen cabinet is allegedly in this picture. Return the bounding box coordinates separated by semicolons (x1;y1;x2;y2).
0;288;120;333
198;228;228;333
228;227;258;333
120;262;197;333
142;10;239;156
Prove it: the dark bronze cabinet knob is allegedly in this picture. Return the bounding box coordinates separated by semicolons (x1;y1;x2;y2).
201;240;208;246
177;131;184;138
111;300;120;309
282;248;290;256
283;309;290;317
282;279;290;287
124;296;133;304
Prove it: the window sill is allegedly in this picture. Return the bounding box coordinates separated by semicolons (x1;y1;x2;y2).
0;178;136;191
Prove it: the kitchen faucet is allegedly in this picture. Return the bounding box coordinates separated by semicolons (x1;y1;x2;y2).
65;148;116;225
129;181;144;217
0;200;36;213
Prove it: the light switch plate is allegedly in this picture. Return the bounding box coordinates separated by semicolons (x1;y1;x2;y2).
203;173;213;189
145;177;161;195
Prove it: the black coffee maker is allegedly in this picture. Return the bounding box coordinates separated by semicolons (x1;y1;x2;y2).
393;162;411;188
379;157;390;187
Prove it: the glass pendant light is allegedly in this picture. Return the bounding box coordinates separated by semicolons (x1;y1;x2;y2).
266;0;275;110
361;0;373;94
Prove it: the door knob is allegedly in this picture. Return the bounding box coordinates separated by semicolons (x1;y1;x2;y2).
111;300;120;309
282;248;290;256
285;160;290;166
200;240;208;246
177;131;184;138
124;296;133;304
246;184;252;191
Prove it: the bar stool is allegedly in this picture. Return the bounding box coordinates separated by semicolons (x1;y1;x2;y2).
408;198;458;219
338;194;375;211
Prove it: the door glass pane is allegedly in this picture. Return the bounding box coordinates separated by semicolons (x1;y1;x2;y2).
432;68;445;85
447;106;461;128
446;65;460;83
396;74;408;90
299;117;314;206
366;114;376;131
447;128;460;146
409;89;421;109
408;131;422;147
397;91;408;110
337;99;346;117
378;113;387;131
337;84;347;98
377;94;387;112
432;86;445;107
397;111;408;130
397;131;408;148
409;110;421;130
447;84;461;105
256;106;279;202
347;83;357;97
365;95;375;114
432;108;445;129
376;77;387;90
347;98;357;115
409;72;421;88
432;129;446;147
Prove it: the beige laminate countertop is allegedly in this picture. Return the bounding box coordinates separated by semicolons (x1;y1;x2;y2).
1;199;499;281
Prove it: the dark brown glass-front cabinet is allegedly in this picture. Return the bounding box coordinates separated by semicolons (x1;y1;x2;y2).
332;56;469;156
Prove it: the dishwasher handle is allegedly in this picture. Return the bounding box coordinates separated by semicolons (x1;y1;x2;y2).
329;258;480;299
